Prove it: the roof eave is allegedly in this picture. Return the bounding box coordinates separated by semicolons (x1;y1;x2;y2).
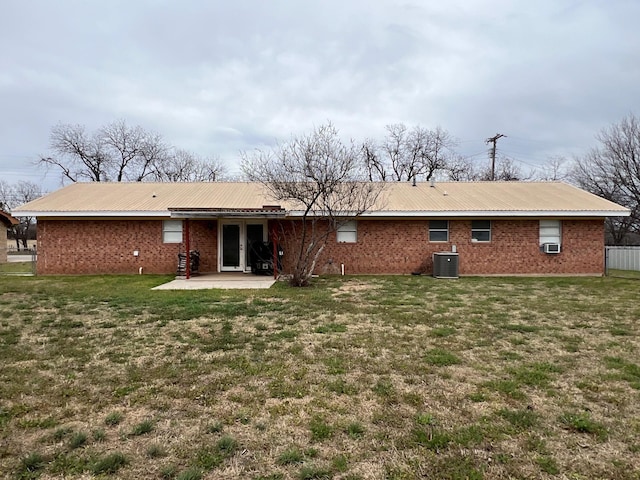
13;209;631;219
288;210;631;218
170;211;286;219
12;210;171;218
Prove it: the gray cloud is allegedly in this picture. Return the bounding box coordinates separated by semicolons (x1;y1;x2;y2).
1;0;639;192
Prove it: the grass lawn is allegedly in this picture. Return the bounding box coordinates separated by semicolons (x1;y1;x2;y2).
608;268;640;279
0;261;34;275
1;274;639;479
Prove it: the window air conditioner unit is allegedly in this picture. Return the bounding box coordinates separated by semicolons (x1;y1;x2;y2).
543;243;561;254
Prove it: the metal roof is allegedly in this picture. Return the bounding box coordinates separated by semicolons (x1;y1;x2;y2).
13;181;630;218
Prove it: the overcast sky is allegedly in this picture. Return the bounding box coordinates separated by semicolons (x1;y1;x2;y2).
1;0;639;193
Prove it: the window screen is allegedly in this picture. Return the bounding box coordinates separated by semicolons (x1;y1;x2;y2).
471;220;491;242
429;220;449;242
540;220;561;245
337;220;357;243
163;220;183;243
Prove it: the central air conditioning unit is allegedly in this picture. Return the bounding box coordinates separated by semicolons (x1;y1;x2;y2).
543;243;561;254
433;252;459;279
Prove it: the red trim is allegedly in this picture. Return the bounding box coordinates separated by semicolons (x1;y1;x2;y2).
185;218;191;279
272;222;278;279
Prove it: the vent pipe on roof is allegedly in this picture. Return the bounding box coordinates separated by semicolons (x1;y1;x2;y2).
412;176;416;187
430;177;436;188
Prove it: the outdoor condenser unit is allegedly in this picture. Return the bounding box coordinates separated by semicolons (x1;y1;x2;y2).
433;252;459;279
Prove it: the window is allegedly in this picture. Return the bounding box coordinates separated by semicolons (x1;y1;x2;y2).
429;220;449;242
471;220;491;242
539;220;561;245
337;220;357;243
163;220;183;243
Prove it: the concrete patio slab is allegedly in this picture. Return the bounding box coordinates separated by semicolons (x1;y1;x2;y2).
152;273;276;290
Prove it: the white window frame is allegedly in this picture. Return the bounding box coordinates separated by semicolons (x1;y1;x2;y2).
429;220;449;242
471;220;491;243
337;220;357;243
539;220;561;245
163;219;183;243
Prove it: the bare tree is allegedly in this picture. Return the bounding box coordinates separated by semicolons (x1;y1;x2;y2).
0;180;11;211
363;124;457;182
362;138;387;181
152;149;227;182
383;123;407;180
38;120;223;183
136;131;169;181
444;155;477;181
475;157;526;181
99;119;171;182
443;155;526;181
535;156;570;181
0;180;42;250
571;114;640;244
42;123;108;182
241;123;384;286
194;156;227;181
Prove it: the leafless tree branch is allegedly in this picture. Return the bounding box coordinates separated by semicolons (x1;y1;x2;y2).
38;120;224;183
570;114;640;244
241;122;384;286
363;124;457;182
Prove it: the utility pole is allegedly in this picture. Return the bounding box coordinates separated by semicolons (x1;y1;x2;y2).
485;133;506;181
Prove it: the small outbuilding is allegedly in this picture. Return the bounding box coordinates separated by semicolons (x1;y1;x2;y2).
0;210;19;264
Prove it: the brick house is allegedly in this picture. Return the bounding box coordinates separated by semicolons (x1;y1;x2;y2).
14;181;629;276
1;210;19;263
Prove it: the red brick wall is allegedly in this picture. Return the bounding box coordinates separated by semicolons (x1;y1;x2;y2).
36;219;217;275
36;217;604;275
278;218;605;276
187;220;218;273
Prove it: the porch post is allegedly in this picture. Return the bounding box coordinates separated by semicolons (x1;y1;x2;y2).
185;218;191;280
272;222;278;280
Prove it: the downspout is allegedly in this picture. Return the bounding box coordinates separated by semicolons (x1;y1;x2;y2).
185;218;191;280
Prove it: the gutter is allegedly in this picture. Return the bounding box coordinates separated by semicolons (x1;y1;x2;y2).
13;208;630;219
286;209;631;218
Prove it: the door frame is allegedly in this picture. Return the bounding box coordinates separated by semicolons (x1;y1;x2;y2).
218;220;268;272
219;221;243;272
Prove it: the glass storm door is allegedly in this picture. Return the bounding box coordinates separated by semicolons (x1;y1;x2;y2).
221;223;243;271
245;224;265;271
